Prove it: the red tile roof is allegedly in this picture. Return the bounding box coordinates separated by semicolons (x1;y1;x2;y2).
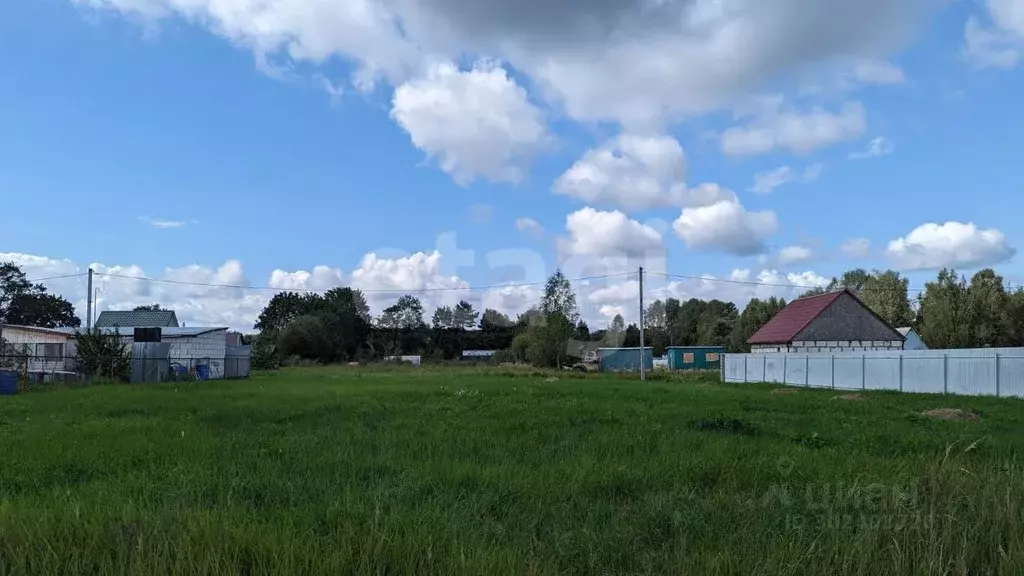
747;290;846;345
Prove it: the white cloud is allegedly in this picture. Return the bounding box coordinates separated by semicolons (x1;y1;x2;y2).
886;221;1017;271
721;102;866;156
137;216;191;229
849;137;894;159
390;61;548;184
268;266;346;291
964;3;1024;69
514;217;545;239
749;164;823;194
778;246;813;266
554;134;692;211
560;207;664;259
841;238;872;259
650;268;829;310
672;199;778;256
80;0;939;131
853;59;906;84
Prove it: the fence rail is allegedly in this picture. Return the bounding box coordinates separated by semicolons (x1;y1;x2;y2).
722;348;1024;398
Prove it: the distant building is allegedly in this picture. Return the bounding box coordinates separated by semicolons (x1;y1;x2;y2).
95;309;179;328
747;289;905;353
598;347;654;372
897;327;928;350
461;350;495;360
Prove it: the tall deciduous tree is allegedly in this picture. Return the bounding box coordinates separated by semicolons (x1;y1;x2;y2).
729;297;786;352
0;262;80;331
480;309;512;330
967;268;1011;347
859;270;913;328
918;269;974;349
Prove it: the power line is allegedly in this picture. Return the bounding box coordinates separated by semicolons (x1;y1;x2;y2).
98;271;637;294
26;272;88;283
647;271;926;293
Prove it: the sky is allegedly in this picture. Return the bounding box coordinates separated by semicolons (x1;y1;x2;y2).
2;0;1024;331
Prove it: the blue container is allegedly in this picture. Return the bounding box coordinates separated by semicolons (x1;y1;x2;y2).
667;346;726;370
195;364;209;381
0;370;20;395
597;347;654;372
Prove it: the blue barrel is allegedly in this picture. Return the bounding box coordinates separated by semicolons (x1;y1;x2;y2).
0;370;19;395
195;364;209;381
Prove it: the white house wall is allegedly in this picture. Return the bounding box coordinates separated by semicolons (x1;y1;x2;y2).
168;330;228;379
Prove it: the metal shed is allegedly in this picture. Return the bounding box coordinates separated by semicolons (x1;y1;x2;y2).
597;347;654;372
667;346;725;370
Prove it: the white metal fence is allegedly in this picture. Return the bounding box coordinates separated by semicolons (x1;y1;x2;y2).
722;348;1024;398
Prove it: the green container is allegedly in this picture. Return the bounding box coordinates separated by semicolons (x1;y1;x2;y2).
666;346;726;371
598;347;654;372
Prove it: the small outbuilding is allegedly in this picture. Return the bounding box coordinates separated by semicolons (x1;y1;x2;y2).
747;289;905;353
897;327;928;351
667;346;725;370
598;347;654;372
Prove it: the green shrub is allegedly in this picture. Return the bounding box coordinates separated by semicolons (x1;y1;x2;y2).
74;328;131;382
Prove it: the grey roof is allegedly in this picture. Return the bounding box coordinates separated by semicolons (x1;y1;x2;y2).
55;326;227;338
95;310;179;328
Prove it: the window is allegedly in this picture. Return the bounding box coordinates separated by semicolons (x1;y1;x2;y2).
706;353;719;362
34;343;63;359
683;353;695;363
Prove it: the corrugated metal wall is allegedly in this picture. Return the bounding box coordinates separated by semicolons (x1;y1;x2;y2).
723;348;1024;397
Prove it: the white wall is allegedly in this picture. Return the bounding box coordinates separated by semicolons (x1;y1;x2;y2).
168;330;227;379
752;340;903;354
724;348;1024;397
1;327;72;373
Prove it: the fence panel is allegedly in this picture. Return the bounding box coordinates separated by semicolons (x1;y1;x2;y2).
723;348;1024;399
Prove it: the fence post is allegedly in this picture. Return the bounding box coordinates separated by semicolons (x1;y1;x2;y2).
996;353;1001;397
763;355;768;382
744;355;748;383
898;355;903;392
830;355;835;389
805;355;809;387
783;355;788;385
861;354;866;391
943;353;948;395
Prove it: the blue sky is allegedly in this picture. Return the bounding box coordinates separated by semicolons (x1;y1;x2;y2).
2;0;1024;329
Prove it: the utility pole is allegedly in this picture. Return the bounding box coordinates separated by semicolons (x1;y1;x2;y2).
86;268;94;331
639;266;645;382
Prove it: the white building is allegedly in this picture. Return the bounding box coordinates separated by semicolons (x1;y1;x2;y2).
897;327;928;351
0;325;74;374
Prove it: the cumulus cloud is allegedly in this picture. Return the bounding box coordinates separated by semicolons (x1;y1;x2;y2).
390;61;548;184
79;0;939;130
964;2;1024;69
777;246;813;266
560;207;664;259
554;134;691;211
0;249;555;331
749;164;823;194
514;217;545;239
886;221;1017;271
840;238;872;259
849;137;894;160
672;199;778;256
853;59;906;84
721;101;867;156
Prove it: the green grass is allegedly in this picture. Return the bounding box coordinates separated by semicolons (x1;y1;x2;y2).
1;366;1024;575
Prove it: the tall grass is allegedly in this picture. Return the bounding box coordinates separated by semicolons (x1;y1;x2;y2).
0;366;1022;575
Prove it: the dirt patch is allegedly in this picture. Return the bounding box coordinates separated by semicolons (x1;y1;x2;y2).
544;377;560;383
833;393;865;401
771;388;798;396
921;408;981;422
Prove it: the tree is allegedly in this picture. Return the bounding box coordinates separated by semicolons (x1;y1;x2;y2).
74;328;131;381
829;269;872;293
918;269;974;349
531;270;580;367
664;298;681;346
134;304;163;311
5;293;81;328
859;270;913;328
695;300;738;347
379;295;425;356
0;262;80;332
623;323;641;348
729;297;786;352
432;305;455;329
319;288;372;361
541;270;580;323
646;300;667;330
480;309;512;331
967;268;1011;347
277;315;331;361
452;300;479;330
254;292;320;333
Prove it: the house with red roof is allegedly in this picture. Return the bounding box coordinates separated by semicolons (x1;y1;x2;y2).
747;289;905;353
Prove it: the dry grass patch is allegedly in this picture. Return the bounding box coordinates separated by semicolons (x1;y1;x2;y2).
921;408;981;422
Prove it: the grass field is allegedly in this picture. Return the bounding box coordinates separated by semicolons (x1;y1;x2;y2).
1;366;1023;575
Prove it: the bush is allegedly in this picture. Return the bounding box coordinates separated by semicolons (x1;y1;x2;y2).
491;349;516;364
250;331;280;370
74;328;131;382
